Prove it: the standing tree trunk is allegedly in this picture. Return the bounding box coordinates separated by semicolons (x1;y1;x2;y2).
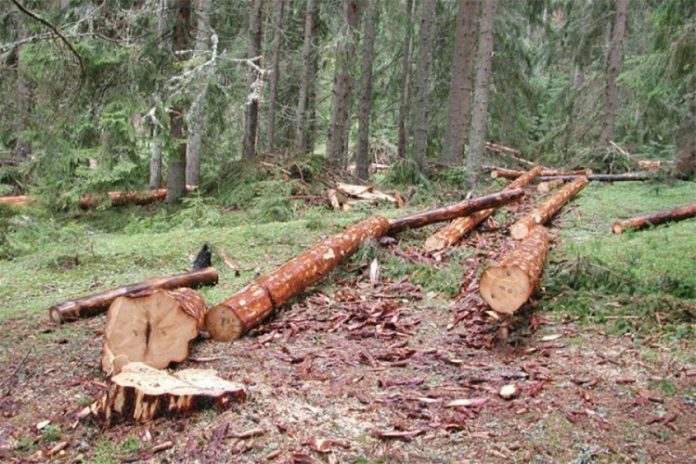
442;0;478;166
295;0;316;153
600;0;627;144
396;0;414;160
326;0;361;167
355;0;379;180
410;0;436;170
266;0;285;151
242;0;264;159
186;0;211;188
14;20;32;159
467;0;497;185
166;0;192;203
150;0;167;189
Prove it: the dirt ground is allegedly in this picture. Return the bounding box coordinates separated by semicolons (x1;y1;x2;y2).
1;229;694;464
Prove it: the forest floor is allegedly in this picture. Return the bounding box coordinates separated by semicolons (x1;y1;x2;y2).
0;178;694;463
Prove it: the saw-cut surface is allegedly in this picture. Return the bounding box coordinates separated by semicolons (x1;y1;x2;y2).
102;288;206;374
480;226;550;314
80;362;246;425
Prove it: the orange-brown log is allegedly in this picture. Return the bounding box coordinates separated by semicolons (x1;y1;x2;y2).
536;179;565;193
480;226;550;314
49;267;219;323
205;216;390;341
537;172;653;182
78;362;246;425
0;195;33;206
510;176;589;240
424;168;541;253
637;160;671;171
387;188;525;233
101;288;207;375
490;167;592;180
612;203;696;234
79;189;167;209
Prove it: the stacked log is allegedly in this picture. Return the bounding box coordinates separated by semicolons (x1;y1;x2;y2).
205;190;526;341
510;176;589;240
101;288;207;375
424;167;541;253
612;203;696;234
479;226;550;314
49;267;219;323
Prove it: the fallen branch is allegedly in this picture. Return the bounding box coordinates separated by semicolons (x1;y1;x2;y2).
510;176;589;240
78;362;245;425
480;226;550;314
205;190;525;341
424;167;541;253
612;203;696;234
49;267;219;323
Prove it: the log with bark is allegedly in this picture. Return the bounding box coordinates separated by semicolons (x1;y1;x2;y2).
102;288;206;375
49;267;219;323
637;160;671;171
205;189;525;341
424;167;542;253
480;225;550;314
536;172;653;182
79;189;168;209
536;179;565;193
612;203;696;234
78;362;246;425
510;176;589;240
0;195;32;206
336;183;399;205
484;142;536;168
490;167;592;180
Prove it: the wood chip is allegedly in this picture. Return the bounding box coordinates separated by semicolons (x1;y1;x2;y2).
446;398;489;408
152;441;174;453
47;441;68;456
499;384;520;400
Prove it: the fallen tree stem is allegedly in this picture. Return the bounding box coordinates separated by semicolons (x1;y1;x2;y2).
612;203;696;234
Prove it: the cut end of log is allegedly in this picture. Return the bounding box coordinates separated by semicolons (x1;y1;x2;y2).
612;223;624;234
424;235;447;254
204;304;245;342
479;265;533;315
101;288;206;374
510;222;530;240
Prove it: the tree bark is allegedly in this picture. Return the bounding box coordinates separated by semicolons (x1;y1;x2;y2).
442;0;478;165
49;267;219;323
600;0;627;144
510;176;589;240
14;23;32;159
355;0;379;180
484;142;536;168
396;0;414;160
150;137;163;188
186;0;211;187
489;167;592;179
480;225;550;314
612;203;696;234
327;0;361;167
79;362;245;425
424;166;542;253
242;0;264;159
537;172;653;182
166;0;192;203
467;0;497;184
410;0;436;170
266;0;285;151
205;189;524;341
295;0;316;153
102;288;206;375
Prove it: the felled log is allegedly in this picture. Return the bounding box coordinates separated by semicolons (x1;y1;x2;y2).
490;167;592;180
327;189;341;209
49;267;219;323
612;203;696;234
484;142;536;168
205;190;525;341
510;176;589;240
536;179;565;193
536;172;653;182
424;168;541;253
0;195;32;206
78;362;245;425
102;288;206;375
79;188;167;209
480;226;550;314
638;160;671;171
336;183;398;205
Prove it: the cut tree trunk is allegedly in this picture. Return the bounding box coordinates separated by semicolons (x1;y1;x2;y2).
510;176;589;240
0;195;32;206
637;160;671;171
490;167;592;179
79;189;168;209
79;362;245;425
612;203;696;234
50;267;218;323
484;142;535;168
480;225;550;314
424;166;541;253
205;189;525;341
537;172;653;182
102;288;206;375
537;179;565;193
